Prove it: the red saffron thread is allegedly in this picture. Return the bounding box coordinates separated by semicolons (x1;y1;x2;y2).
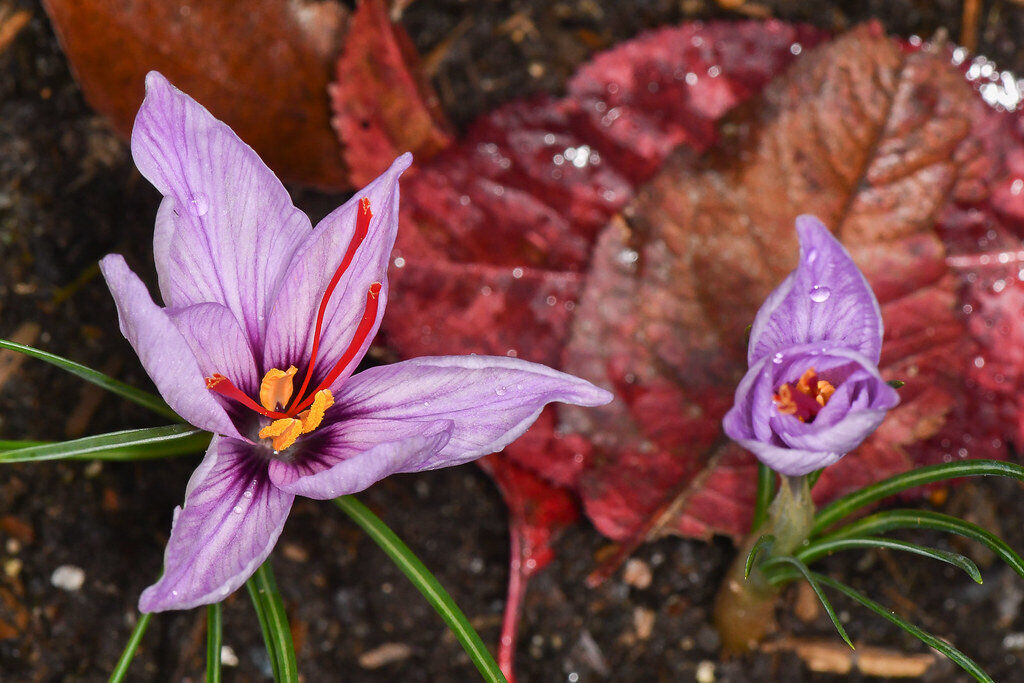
290;283;382;414
207;374;287;419
291;197;373;410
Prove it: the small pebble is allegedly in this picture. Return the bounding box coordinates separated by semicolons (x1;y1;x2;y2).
622;558;653;589
1003;633;1024;650
3;558;22;579
696;660;716;683
50;565;85;591
6;538;20;554
633;607;656;640
220;645;239;667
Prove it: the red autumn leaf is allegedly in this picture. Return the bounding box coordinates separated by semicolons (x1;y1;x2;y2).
562;23;1013;552
41;0;349;188
336;15;1024;673
330;0;453;187
379;18;827;536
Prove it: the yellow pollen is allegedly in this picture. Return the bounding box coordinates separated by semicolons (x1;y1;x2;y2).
256;389;334;451
258;418;303;451
260;366;297;412
298;390;334;434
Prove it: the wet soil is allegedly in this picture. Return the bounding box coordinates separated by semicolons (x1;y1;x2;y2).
2;0;1024;681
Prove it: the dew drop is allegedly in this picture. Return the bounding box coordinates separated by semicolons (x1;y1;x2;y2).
188;193;209;216
809;285;832;303
772;352;784;364
806;249;819;264
243;490;254;498
233;505;243;514
494;386;507;396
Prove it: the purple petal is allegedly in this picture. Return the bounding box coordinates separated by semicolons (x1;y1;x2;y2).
262;154;412;388
166;303;259;397
268;419;453;499
139;436;293;612
133;72;311;353
748;215;883;365
100;255;243;439
331;355;614;469
731;437;844;477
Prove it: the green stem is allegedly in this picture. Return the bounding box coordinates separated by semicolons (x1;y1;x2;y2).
108;613;153;683
751;463;774;530
813;460;1024;535
245;561;297;682
333;495;506;682
206;604;222;683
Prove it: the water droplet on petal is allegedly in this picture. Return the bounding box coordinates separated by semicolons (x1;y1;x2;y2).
233;505;243;514
772;353;784;364
809;285;832;303
806;249;819;264
495;386;507;396
188;193;209;216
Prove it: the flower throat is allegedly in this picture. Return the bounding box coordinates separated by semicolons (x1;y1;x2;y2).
205;197;380;450
772;368;835;423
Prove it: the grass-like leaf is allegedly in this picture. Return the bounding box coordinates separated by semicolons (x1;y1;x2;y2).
761;556;853;649
246;561;297;683
797;535;982;583
0;339;178;421
206;603;222;683
334;495;507;682
0;425;209;463
813;460;1024;534
108;613;153;683
744;534;775;579
817;509;1024;579
809;572;993;682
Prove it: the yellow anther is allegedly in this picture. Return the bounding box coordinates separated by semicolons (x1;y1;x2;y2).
260;366;297;412
258;417;303;451
298;390;334;434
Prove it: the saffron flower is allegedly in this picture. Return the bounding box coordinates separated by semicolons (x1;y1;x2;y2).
100;72;612;612
722;215;900;476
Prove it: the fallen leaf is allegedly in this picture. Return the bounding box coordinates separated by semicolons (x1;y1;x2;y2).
330;0;453;186
41;0;349;187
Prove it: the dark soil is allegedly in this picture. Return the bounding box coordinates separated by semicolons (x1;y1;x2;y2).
2;0;1024;681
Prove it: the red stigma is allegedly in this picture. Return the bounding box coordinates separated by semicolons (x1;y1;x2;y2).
291;197;373;409
291;283;382;414
207;374;287;419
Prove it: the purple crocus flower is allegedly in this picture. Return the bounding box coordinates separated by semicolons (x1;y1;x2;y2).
100;72;612;613
722;216;900;477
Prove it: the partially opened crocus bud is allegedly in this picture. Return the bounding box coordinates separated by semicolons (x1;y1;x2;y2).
722;215;900;476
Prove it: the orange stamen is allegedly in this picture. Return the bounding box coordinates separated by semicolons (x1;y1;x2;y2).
260;366;297;412
772;368;836;422
297;390;334;433
258;417;304;451
292;197;373;411
291;283;381;414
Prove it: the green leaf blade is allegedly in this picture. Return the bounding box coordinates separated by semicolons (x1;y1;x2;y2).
813;460;1024;534
0;425;208;463
798;535;982;584
0;339;178;421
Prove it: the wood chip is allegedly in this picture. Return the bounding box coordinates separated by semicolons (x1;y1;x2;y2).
0;7;31;55
358;642;414;669
765;637;935;677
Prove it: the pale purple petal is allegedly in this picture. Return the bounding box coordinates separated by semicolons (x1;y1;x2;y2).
262;154;412;387
138;437;293;612
166;303;259;396
331;355;614;469
133;72;311;354
100;255;243;439
731;437;844;477
748;215;883;365
268;419;453;499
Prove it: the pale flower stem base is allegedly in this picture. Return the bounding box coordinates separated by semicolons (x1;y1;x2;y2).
713;475;813;652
